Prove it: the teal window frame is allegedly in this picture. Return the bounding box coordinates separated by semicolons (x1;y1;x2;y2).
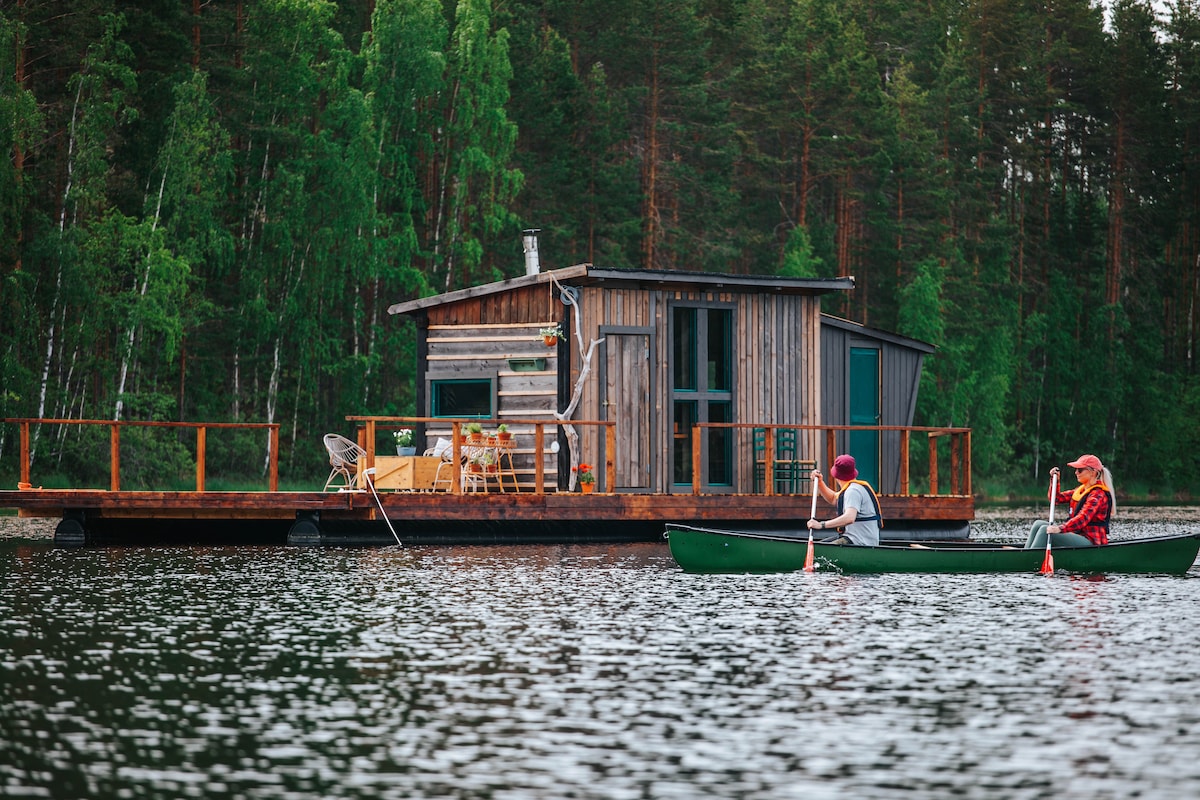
428;376;496;419
670;303;735;489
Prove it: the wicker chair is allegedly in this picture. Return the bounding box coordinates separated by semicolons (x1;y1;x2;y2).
322;433;367;491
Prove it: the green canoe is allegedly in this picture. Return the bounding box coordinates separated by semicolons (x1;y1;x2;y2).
665;524;1200;575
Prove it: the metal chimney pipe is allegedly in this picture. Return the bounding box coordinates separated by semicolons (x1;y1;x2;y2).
522;229;541;275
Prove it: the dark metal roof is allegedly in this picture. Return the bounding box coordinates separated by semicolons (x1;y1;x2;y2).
387;264;855;316
820;314;937;353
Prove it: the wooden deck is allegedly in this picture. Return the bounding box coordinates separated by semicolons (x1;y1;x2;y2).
2;416;974;546
2;487;973;546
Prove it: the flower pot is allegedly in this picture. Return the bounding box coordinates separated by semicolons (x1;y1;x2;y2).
580;482;595;493
497;432;512;443
397;446;416;456
543;335;557;347
468;433;483;444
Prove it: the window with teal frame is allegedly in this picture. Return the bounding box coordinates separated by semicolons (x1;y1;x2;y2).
671;304;733;488
430;378;494;418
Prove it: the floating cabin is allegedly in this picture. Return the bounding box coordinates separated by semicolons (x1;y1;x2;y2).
2;252;972;547
379;255;972;541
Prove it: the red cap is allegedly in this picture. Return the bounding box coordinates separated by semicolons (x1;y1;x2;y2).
1067;454;1104;471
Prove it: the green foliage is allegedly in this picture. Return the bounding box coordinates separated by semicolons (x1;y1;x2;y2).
780;226;823;278
3;0;1200;494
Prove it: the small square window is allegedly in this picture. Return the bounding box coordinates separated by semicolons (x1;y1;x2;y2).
430;378;493;418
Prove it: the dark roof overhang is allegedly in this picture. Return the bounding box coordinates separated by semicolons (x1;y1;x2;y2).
387;264;854;316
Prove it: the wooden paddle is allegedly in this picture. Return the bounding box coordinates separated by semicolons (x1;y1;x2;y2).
805;464;818;571
1040;470;1057;575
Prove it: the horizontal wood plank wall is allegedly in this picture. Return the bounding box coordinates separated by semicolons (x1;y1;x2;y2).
423;284;563;489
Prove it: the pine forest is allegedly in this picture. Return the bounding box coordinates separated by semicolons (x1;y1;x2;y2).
3;0;1200;494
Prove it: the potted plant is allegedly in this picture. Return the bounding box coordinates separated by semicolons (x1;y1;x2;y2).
496;423;512;443
481;450;498;473
576;463;596;493
393;428;416;456
538;325;562;347
466;421;483;444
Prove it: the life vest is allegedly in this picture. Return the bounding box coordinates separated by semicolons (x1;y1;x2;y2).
1068;482;1112;532
837;479;884;527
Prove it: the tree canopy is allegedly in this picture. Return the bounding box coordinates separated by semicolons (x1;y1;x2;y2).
3;0;1199;493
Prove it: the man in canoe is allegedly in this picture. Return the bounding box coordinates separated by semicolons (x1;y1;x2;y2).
1025;454;1115;549
806;454;881;546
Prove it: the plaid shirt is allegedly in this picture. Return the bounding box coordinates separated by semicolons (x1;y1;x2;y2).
1055;485;1111;545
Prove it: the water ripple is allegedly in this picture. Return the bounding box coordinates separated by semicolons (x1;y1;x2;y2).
2;523;1200;798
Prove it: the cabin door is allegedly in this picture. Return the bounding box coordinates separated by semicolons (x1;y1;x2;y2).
848;345;880;488
601;331;653;491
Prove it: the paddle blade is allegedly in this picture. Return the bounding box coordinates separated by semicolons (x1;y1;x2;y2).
1040;546;1054;575
804;533;815;572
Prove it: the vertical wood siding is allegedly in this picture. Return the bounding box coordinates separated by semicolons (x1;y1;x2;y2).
409;280;921;495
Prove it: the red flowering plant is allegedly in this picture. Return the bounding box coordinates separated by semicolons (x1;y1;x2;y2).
574;463;595;485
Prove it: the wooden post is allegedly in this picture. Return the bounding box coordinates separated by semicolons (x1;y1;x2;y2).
19;422;30;485
196;426;206;492
110;424;120;492
963;431;972;497
605;422;616;494
763;427;775;497
825;429;836;476
363;419;376;485
268;426;279;491
928;432;939;495
950;433;961;495
450;422;462;495
899;430;910;495
691;426;702;495
534;423;545;494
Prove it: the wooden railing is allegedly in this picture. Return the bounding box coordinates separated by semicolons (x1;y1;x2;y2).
346;416;616;494
5;418;280;492
691;423;971;497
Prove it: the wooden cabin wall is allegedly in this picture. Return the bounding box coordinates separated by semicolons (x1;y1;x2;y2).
421;283;565;489
572;287;821;494
820;326;926;494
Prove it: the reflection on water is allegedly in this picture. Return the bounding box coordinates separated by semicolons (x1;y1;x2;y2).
2;513;1200;799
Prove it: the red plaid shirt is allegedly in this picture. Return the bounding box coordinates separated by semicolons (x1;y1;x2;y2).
1054;484;1111;545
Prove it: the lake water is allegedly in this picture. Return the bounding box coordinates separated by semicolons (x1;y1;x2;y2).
3;508;1200;799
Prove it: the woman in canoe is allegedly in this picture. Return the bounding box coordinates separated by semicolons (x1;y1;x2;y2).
1025;454;1115;549
807;454;881;546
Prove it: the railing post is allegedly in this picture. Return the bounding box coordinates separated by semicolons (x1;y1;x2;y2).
928;432;939;495
110;424;120;492
763;426;775;497
363;420;376;486
534;423;545;494
451;422;462;494
19;422;30;485
691;426;702;495
950;433;961;495
825;429;836;475
605;422;616;494
196;426;206;492
268;426;279;492
899;430;910;495
963;431;972;497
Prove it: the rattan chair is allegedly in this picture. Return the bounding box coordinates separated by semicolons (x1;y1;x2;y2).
323;433;367;491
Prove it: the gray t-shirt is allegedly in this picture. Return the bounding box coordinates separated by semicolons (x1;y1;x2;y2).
840;482;880;546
